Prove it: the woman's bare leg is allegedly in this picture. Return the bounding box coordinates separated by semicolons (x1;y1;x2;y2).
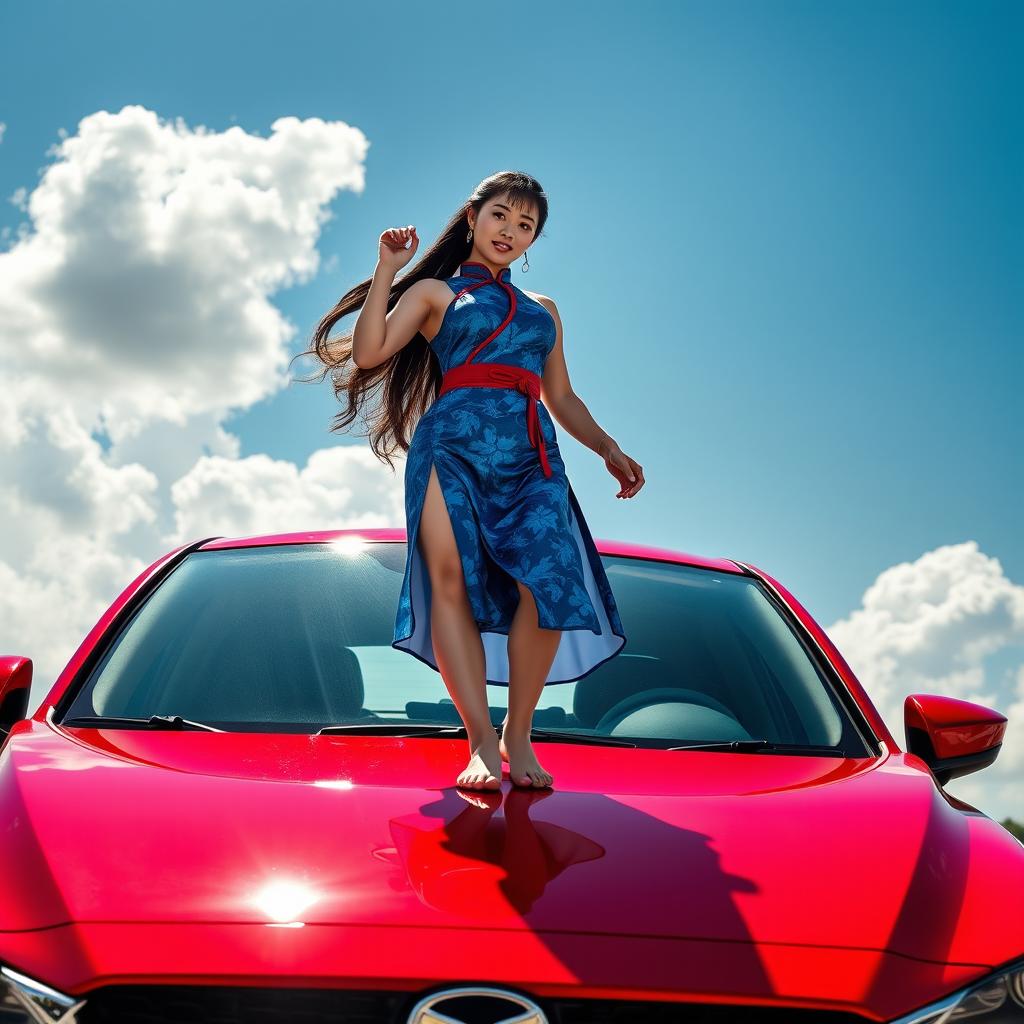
499;582;560;787
418;464;501;790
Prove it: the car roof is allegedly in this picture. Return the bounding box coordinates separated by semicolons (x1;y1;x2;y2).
195;529;746;575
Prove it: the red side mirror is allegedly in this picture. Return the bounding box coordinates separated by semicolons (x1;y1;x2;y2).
0;656;32;747
904;693;1007;785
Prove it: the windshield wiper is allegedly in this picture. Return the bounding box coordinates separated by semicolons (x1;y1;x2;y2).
522;728;637;748
316;723;472;738
60;715;224;733
315;723;637;747
666;738;844;754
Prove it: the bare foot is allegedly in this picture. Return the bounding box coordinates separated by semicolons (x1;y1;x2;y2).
456;733;503;790
499;730;553;788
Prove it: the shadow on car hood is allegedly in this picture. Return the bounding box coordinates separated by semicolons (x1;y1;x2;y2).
0;719;1020;972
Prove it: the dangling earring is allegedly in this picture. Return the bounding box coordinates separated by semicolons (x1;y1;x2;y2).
466;226;473;243
521;250;530;273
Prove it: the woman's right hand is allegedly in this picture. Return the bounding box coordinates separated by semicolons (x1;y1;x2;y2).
378;225;419;273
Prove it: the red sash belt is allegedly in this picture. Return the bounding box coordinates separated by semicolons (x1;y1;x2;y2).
438;362;552;478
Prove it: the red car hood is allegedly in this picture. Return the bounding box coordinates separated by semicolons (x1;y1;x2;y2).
1;720;1019;971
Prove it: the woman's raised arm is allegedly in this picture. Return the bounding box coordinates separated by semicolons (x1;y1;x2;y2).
352;225;433;370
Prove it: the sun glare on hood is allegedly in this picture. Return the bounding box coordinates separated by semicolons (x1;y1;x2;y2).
252;880;321;926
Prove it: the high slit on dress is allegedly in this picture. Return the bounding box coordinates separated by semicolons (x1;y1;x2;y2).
392;260;627;686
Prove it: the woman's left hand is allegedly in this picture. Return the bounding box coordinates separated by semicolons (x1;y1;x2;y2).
599;437;645;499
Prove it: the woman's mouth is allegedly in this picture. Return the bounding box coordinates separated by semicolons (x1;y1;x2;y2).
492;241;512;253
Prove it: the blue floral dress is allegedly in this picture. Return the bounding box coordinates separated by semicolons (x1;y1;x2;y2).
392;260;627;685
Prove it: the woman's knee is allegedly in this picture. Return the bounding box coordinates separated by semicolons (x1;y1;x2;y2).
430;557;468;605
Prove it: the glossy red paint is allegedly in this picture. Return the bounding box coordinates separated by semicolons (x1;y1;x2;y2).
4;534;1021;1018
2;711;1021;1016
905;693;1008;760
0;922;1002;1019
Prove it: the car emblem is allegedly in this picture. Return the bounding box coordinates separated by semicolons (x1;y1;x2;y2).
406;984;549;1024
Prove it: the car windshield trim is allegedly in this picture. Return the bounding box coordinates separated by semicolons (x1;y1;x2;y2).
316;723;471;737
59;715;225;733
666;738;849;755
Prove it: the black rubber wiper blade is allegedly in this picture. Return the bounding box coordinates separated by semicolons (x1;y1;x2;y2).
316;724;637;747
61;715;224;732
524;728;637;748
316;723;471;738
666;738;844;754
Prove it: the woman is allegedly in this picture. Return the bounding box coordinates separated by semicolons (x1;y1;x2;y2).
302;171;644;792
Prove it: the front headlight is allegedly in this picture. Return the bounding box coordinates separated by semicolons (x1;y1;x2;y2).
890;954;1024;1023
1;964;86;1022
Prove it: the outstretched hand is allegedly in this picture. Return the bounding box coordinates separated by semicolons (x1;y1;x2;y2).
599;437;645;499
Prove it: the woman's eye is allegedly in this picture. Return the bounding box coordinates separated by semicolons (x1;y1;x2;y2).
494;211;532;231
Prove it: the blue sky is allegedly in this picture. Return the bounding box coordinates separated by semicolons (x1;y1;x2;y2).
1;0;1021;816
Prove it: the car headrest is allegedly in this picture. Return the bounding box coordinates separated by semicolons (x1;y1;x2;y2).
573;655;674;729
310;642;366;719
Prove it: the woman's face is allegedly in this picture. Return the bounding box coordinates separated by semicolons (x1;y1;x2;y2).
470;196;538;265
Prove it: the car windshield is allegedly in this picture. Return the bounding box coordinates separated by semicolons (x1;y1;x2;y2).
59;541;873;753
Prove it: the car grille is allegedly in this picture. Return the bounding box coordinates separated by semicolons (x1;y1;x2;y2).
76;984;875;1023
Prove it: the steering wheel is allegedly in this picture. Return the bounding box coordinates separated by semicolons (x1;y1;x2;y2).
595;687;741;733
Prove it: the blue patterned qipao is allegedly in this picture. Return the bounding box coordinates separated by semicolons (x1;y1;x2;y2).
392;260;627;685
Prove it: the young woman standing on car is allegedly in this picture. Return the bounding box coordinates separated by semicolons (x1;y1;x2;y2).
300;171;643;792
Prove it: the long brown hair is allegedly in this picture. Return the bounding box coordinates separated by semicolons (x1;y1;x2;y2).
289;171;549;472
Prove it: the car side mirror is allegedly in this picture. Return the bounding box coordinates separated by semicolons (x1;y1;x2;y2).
0;656;32;745
904;693;1007;786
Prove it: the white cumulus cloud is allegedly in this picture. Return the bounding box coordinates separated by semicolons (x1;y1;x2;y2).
0;105;402;711
826;541;1024;822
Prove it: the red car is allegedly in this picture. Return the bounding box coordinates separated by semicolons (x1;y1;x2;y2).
1;529;1021;1023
